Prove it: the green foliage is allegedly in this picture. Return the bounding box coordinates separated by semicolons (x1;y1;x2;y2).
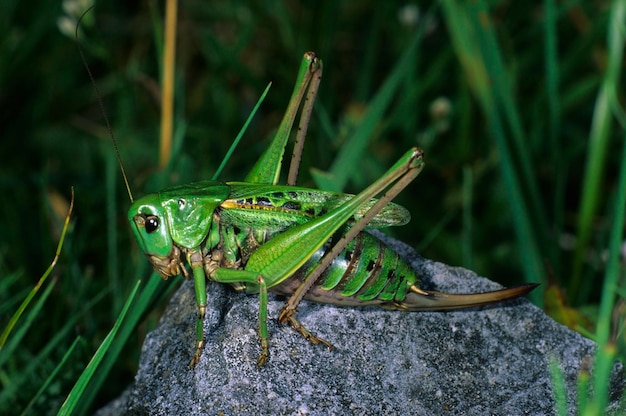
0;0;624;413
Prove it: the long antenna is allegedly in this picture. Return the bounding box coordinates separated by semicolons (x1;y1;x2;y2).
75;7;134;203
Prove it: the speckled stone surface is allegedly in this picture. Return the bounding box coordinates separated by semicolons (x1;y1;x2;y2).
97;234;624;415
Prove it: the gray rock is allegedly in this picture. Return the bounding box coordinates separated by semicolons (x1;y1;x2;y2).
97;234;625;415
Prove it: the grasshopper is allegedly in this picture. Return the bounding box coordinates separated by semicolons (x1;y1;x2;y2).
119;52;537;368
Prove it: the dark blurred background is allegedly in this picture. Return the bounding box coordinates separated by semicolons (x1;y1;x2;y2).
1;0;623;413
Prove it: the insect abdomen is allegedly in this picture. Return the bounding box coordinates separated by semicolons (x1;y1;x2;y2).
272;231;417;307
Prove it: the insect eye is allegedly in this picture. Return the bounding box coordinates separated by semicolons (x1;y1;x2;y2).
145;215;160;233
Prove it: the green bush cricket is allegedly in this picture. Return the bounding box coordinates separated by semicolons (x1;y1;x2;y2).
95;51;537;369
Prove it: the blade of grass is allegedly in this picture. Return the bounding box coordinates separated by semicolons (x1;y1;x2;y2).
0;277;57;368
572;0;624;300
159;0;177;169
21;337;84;416
577;362;590;413
58;279;142;415
587;1;626;404
311;8;432;192
580;5;626;411
72;274;171;414
440;0;546;303
0;188;73;350
213;82;272;180
549;357;569;416
473;1;551;246
473;0;550;292
0;287;107;407
544;0;564;277
584;344;617;415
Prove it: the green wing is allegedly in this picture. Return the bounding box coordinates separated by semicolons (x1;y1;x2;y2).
224;182;410;228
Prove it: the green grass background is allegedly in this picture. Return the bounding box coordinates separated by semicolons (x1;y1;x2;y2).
1;0;625;414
